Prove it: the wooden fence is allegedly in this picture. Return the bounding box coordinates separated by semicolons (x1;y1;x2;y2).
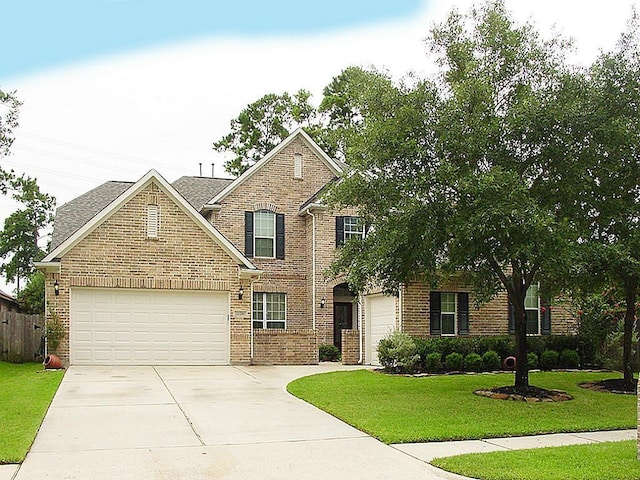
0;311;44;363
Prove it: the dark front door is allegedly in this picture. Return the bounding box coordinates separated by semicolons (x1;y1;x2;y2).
333;302;353;351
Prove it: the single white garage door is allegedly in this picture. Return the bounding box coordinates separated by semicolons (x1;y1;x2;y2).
365;294;397;365
70;288;230;365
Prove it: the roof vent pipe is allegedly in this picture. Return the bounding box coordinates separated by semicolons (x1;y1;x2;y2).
211;163;214;178
199;163;202;176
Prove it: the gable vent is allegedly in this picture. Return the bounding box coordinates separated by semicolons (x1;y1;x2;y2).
147;204;159;239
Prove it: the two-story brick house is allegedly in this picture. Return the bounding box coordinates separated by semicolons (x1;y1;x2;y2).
36;129;577;366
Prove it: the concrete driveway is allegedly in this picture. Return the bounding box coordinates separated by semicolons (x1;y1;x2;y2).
15;365;459;480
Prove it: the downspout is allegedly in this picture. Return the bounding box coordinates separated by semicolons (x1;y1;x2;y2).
43;280;49;360
399;285;404;332
307;211;317;331
358;295;364;364
250;281;254;362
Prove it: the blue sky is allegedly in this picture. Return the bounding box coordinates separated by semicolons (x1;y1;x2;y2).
4;0;423;79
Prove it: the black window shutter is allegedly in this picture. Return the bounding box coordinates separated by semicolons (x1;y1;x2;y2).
508;302;515;334
458;292;469;335
336;216;344;246
244;211;254;258
541;297;551;335
276;213;285;260
430;291;441;336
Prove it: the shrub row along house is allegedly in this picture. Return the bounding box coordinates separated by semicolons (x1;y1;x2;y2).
36;129;577;366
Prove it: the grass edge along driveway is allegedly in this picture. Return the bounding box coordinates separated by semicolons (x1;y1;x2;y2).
287;369;635;444
0;362;64;464
431;440;640;480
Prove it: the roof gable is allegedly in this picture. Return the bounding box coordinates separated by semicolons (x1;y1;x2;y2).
206;128;344;206
41;170;257;271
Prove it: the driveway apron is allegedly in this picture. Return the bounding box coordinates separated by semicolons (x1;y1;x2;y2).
15;365;456;480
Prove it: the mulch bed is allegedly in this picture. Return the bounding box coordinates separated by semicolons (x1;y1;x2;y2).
579;378;637;395
474;385;573;402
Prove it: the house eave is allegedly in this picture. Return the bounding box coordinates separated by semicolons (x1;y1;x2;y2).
239;268;263;280
34;261;62;274
202;204;222;213
298;203;328;216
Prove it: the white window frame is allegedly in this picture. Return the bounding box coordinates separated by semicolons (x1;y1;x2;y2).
146;204;159;239
440;292;457;336
254;210;275;258
252;292;286;329
343;216;365;241
525;284;540;336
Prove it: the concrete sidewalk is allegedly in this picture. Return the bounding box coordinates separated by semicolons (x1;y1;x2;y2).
3;365;637;480
393;429;636;463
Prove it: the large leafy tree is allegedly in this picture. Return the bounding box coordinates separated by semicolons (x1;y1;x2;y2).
213;90;319;176
570;13;640;390
329;1;577;388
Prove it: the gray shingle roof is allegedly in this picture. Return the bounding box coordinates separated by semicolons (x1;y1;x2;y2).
50;181;134;251
49;175;234;253
172;176;233;210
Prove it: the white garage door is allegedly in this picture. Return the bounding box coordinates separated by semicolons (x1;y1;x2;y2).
365;294;397;365
70;288;229;365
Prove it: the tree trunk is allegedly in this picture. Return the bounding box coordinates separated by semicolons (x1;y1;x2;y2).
623;278;637;390
513;299;529;388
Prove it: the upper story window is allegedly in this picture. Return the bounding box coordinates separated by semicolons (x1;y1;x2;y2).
336;216;365;246
254;210;275;257
244;210;285;259
429;291;470;336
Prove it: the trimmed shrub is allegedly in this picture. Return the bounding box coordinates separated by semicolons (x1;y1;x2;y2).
559;349;580;368
482;350;501;371
425;352;442;373
413;337;430;371
377;330;420;373
464;353;483;372
540;349;559;370
445;352;464;371
527;352;539;369
319;344;340;362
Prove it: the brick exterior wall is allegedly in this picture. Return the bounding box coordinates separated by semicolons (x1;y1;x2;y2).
210;136;358;363
341;329;360;365
43;133;580;367
252;329;317;365
401;280;578;339
43;181;252;365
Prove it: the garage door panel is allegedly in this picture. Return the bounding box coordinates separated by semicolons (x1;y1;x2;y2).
366;294;397;366
70;288;229;365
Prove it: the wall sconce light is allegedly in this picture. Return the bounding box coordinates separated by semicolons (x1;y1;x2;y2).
54;280;60;296
238;286;244;300
320;297;326;308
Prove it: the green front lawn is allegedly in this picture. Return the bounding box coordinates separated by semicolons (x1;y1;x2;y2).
0;362;64;464
432;440;640;480
287;370;635;444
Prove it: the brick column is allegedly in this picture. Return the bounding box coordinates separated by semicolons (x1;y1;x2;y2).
341;329;361;365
